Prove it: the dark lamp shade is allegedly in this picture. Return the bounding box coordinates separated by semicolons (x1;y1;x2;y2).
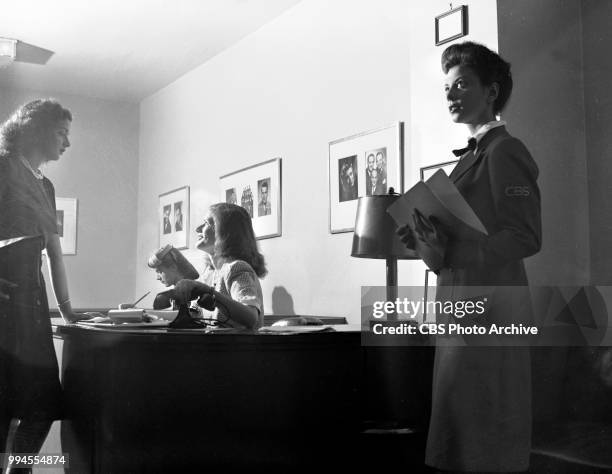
351;194;418;259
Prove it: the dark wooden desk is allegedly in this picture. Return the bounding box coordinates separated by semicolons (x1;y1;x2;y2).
49;309;348;326
58;325;366;472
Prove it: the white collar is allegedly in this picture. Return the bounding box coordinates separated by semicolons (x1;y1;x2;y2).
19;156;44;180
471;120;506;143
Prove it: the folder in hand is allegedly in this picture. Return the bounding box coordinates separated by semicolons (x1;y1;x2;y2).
388;168;487;239
387;169;487;268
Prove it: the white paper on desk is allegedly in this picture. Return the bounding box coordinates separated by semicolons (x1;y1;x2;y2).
145;309;179;321
387;169;487;240
258;326;335;334
78;320;169;329
108;309;145;322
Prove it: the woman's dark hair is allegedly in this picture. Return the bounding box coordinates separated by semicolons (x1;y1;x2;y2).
0;99;72;159
441;41;513;114
209;203;267;278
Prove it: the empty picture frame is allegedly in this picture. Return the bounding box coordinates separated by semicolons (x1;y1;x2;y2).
219;157;282;240
435;5;468;46
329;122;404;233
56;197;78;255
420;159;459;182
159;186;190;249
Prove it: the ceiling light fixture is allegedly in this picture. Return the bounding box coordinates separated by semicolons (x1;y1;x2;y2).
0;37;17;68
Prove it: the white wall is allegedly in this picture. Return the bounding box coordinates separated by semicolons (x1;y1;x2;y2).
136;0;498;322
0;89;140;308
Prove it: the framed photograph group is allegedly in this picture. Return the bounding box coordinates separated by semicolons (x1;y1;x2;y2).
328;122;404;233
219;157;282;240
159;186;190;249
56;197;78;255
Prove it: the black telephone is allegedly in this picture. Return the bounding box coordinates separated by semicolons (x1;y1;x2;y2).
155;287;217;329
153;289;216;311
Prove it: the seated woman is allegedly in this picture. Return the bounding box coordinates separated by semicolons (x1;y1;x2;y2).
147;244;199;309
174;203;267;330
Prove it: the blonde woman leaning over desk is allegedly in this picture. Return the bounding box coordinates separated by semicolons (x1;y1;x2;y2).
146;244;199;310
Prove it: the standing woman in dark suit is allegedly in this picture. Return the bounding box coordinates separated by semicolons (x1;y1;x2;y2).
399;42;541;472
0;99;85;462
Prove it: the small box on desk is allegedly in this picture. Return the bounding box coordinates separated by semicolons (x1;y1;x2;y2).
107;309;145;323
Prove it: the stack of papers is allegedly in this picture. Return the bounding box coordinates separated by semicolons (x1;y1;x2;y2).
258;325;335;334
387;168;487;240
78;320;169;329
387;169;488;268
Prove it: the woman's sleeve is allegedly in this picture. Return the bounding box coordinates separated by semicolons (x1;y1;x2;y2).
225;263;263;315
445;138;542;268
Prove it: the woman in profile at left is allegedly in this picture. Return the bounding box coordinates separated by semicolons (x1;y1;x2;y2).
0;99;84;465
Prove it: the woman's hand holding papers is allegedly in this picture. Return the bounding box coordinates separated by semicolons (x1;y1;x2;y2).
396;224;416;250
413;209;448;272
397;208;449;272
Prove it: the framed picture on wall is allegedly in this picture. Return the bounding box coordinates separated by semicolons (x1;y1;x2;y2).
159;186;190;249
435;5;468;46
219;157;282;240
420;159;459;182
328;122;404;233
56;197;78;255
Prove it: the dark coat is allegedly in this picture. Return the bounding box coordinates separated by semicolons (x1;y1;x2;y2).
0;156;63;421
425;126;541;472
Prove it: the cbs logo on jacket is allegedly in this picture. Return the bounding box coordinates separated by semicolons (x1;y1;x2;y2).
504;185;530;197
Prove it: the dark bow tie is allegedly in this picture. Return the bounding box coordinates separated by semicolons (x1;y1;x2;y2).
452;137;477;157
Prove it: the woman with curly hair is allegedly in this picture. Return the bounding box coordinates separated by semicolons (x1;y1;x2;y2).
0;99;87;462
174;203;267;329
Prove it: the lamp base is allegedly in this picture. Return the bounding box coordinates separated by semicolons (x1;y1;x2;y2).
386;257;398;320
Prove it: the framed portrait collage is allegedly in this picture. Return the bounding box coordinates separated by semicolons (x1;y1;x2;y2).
219;157;282;240
328;122;404;233
159;186;190;250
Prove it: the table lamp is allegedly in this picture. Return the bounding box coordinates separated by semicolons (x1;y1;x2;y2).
351;190;418;319
352;191;422;431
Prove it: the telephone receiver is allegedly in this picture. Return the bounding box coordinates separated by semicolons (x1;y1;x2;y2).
156;287;217;329
153;289;174;310
153;288;216;311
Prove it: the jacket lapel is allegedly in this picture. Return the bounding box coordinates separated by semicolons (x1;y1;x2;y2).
451;126;509;183
450;150;479;183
